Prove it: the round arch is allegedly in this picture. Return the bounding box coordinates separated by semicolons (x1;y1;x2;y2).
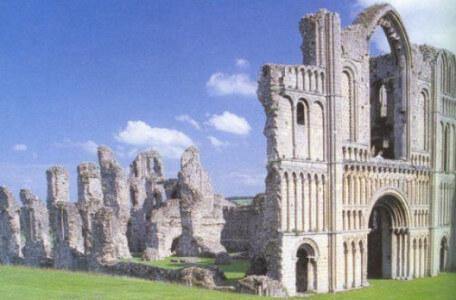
367;189;411;279
294;239;319;293
353;4;412;61
367;188;411;228
354;4;412;160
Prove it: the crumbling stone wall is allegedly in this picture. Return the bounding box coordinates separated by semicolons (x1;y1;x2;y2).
98;146;131;259
89;207;116;267
47;166;85;269
128;150;165;253
175;146;228;257
77;163;103;254
20;189;52;266
222;194;264;253
0;187;22;264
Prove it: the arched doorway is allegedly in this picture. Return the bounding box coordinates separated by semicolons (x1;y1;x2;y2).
367;194;409;279
295;243;316;293
440;237;448;272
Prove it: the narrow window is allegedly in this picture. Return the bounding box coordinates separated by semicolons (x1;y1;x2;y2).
297;102;305;125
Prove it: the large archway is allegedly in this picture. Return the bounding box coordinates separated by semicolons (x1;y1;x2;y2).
295;243;317;293
367;193;409;279
353;4;412;160
440;237;449;272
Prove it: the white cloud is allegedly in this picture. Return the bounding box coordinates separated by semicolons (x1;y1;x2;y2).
54;139;98;155
206;72;257;97
207;136;229;149
12;144;27;152
355;0;456;53
175;114;201;130
115;120;193;159
206;111;251;136
235;58;250;69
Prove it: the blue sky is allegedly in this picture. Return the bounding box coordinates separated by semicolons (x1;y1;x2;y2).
1;1;454;200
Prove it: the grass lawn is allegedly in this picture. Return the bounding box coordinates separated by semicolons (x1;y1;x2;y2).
0;265;455;300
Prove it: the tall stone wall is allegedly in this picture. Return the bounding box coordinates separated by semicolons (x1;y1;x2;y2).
221;194;265;253
128;150;165;253
0;187;22;264
77;162;103;254
98;146;131;259
47;166;85;269
20;189;52;266
176;146;227;257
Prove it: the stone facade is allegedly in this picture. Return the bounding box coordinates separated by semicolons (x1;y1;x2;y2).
255;3;456;296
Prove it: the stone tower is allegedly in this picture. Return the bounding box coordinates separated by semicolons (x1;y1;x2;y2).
256;4;456;296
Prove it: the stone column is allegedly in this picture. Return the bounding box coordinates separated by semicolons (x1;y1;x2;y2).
0;186;22;264
47;166;85;269
98;146;131;259
391;230;397;279
20;189;52;266
77;163;103;254
307;258;315;292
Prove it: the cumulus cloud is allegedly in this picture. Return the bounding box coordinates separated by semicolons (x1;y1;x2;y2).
235;58;250;69
207;136;229;149
206;111;251;136
355;0;456;53
115;120;193;159
175;114;201;130
12;144;27;152
54;139;98;155
206;72;257;97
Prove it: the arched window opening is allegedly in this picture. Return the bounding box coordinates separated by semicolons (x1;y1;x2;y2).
444;125;449;172
297;102;305;125
296;244;317;293
369;23;409;160
440;237;448;272
342;69;357;142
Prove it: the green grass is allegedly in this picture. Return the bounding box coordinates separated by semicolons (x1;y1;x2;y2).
123;256;250;284
0;265;455;300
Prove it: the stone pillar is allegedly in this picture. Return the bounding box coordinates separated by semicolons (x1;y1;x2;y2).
89;207;116;267
361;240;368;286
307;259;315;292
128;150;166;253
77;163;103;254
176;146;227;257
47;166;85;269
0;186;22;264
20;189;52;266
352;245;356;287
98;146;131;259
391;230;397;278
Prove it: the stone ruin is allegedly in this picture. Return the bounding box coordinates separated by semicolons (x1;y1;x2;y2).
0;145;237;271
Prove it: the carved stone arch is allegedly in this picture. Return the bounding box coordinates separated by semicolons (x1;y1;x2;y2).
368;187;411;228
293;238;320;260
353;4;412;63
342;65;358;142
436;51;451;96
312;101;325;160
355;4;412;159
